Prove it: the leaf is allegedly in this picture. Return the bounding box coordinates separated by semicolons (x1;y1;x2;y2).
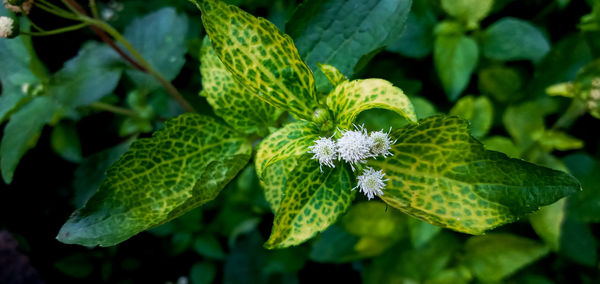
482;17;550;62
1;97;58;184
48;42;123;109
529;198;566;250
482;136;520;158
286;0;412;91
441;0;493;29
123;7;189;91
536;130;584;152
317;63;347;88
478;65;523;102
51;121;83;163
434;34;479;101
449;96;494;138
195;0;319;120
558;217;598;266
407;217;441;248
502;99;558;151
326;79;417;129
387;1;437;59
260;158;298;212
57;114;252;246
462;234;550;282
340;202;407;239
370;116;580;235
264;159;354;249
199;37;282;136
190;261;217;284
255;121;319;178
563;154;600;222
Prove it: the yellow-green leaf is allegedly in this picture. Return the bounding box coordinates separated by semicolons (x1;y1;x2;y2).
255;121;320;178
317;63;347;88
57;114;251;246
200;37;282;136
264;159;354;249
194;0;319;120
370;116;580;235
260;157;298;213
326;79;417;129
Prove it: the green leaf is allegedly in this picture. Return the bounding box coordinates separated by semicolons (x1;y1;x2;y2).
123;7;189;91
317;63;347;88
478;65;523;102
502;99;558;151
563;154;600;222
286;0;412;91
340;201;406;239
255;121;319;178
462;234;550;282
200;37;282;135
434;34;479;101
51;121;83;163
529;198;566;250
194;234;226;259
482;17;550;62
407;217;441;248
370;116;580;235
195;0;319;120
536;130;584;152
48;42;123;109
264;159;354;249
441;0;493;29
482;136;520;158
57;114;252;246
1;97;58;184
449;95;494;138
387;1;437;59
326;79;417;129
190;261;217;284
558;217;598;266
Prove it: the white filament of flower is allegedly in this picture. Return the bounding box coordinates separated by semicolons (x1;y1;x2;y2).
0;16;14;38
336;125;373;171
369;128;396;157
308;137;337;171
353;167;388;200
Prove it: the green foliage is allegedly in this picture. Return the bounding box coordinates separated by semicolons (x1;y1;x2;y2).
434;33;479;101
286;0;411;91
482;17;550;62
441;0;493;29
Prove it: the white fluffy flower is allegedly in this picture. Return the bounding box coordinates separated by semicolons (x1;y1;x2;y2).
370;129;396;157
308;137;337;171
337;125;373;170
353;167;388;200
0;16;14;38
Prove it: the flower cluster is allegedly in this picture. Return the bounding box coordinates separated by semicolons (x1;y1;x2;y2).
308;125;395;200
0;16;15;39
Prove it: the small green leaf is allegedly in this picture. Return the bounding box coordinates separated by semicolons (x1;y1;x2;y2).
340;201;406;239
462;234;550;282
200;37;282;135
317;63;347;88
124;7;189;91
434;34;479;101
502;99;558;151
536;130;584;151
190;261;217;284
286;0;411;91
1;97;58;184
51;121;83;163
370;116;580;235
563;154;600;223
326;79;417;129
482;136;520;158
255;121;319;178
309;225;396;263
441;0;493;29
529;198;566;250
194;234;226;259
387;1;437;58
558;217;598;266
195;0;319;120
264;159;354;249
482;17;550;62
478;65;523;102
407;217;441;248
449;95;494;138
57;114;251;246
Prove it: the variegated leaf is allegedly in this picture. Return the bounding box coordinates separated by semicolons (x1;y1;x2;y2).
200;37;283;136
264;159;354;249
318;63;347;88
260;157;298;212
193;0;320;120
371;116;580;235
326;79;417;129
255;121;320;178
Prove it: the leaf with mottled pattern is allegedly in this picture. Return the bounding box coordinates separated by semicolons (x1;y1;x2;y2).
317;63;347;88
264;159;354;249
193;0;319;120
255;121;320;178
370;116;580;235
326;79;417;129
260;157;298;212
200;37;282;136
57;114;252;247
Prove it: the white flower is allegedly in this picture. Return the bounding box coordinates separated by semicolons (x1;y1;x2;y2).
0;16;14;38
369;128;396;157
337;125;373;170
308;137;337;171
353;167;388;200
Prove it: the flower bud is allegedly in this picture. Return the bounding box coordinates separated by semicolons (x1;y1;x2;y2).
0;16;18;39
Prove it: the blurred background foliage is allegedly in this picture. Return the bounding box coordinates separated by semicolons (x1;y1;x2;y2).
1;0;600;283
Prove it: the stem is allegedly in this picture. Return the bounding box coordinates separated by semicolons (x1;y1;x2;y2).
20;23;89;36
34;2;82;20
20;4;46;32
89;102;139;117
89;0;100;19
551;99;587;130
63;0;195;112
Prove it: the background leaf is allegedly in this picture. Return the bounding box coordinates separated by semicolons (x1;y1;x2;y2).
441;0;493;29
434;34;479;101
482;17;550;62
287;0;412;91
